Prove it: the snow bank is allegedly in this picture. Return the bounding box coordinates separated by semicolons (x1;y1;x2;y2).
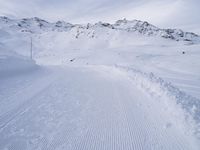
115;65;200;138
0;49;37;78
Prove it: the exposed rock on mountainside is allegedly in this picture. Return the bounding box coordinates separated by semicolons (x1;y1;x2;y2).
0;16;199;43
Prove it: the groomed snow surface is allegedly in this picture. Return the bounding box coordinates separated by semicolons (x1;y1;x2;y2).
1;18;200;149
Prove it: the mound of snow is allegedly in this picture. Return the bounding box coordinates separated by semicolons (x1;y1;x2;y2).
0;49;37;78
115;65;200;138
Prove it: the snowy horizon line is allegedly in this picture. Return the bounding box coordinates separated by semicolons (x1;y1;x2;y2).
1;15;200;35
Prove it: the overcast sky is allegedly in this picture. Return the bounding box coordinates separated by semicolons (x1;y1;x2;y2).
0;0;200;33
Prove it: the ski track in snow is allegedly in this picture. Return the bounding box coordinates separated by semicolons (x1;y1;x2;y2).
114;65;200;135
1;16;200;150
0;66;199;150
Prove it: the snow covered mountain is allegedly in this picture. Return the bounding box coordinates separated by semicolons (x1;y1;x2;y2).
1;16;200;149
0;16;199;43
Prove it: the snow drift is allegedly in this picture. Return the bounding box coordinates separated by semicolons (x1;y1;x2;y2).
115;65;200;138
0;48;37;78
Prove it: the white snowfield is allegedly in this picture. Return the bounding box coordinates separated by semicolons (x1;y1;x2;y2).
0;17;200;149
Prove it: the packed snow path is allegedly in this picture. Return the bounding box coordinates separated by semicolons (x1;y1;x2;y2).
0;66;199;150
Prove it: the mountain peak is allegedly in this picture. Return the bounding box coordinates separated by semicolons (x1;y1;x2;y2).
0;16;199;43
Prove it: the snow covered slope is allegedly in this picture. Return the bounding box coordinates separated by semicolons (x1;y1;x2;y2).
1;16;200;149
0;45;36;78
0;16;199;43
0;66;200;150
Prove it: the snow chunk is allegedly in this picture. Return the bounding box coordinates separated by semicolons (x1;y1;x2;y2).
116;65;200;138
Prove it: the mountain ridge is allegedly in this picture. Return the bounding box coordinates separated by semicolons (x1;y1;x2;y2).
0;16;200;43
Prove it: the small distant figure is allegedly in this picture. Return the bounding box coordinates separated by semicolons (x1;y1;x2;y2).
70;58;75;62
182;51;185;54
